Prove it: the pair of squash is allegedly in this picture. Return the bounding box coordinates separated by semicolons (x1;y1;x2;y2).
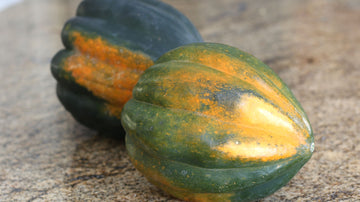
51;0;314;201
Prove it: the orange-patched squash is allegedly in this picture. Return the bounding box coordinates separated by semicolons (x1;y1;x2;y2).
122;43;314;201
50;0;203;136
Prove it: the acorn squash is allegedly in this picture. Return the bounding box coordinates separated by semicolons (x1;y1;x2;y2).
50;0;203;136
122;43;314;201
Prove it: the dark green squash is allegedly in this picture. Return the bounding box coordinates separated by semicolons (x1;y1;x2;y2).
51;0;203;136
122;43;314;201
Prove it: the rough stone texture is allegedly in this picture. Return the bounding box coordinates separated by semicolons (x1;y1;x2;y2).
0;0;359;201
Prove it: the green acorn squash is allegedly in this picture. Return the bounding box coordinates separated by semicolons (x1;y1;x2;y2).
50;0;203;136
122;43;314;201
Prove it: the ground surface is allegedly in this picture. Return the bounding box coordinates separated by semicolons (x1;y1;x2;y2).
0;0;359;201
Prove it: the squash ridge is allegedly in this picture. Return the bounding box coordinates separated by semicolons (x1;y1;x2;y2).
126;134;310;195
136;60;307;139
130;99;304;141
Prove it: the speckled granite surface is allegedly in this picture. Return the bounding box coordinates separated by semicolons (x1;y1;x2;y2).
0;0;359;201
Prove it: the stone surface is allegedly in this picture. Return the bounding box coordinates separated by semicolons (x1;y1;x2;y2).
0;0;359;201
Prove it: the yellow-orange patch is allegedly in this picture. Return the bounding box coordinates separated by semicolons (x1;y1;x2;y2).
152;59;310;162
64;31;154;117
161;49;310;136
215;94;307;161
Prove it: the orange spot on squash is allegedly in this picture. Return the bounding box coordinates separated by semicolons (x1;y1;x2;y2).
64;32;154;117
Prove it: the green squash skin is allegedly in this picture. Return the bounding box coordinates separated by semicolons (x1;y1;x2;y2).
126;131;310;201
122;43;314;201
123;99;312;201
56;84;126;136
51;0;203;136
75;0;203;59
